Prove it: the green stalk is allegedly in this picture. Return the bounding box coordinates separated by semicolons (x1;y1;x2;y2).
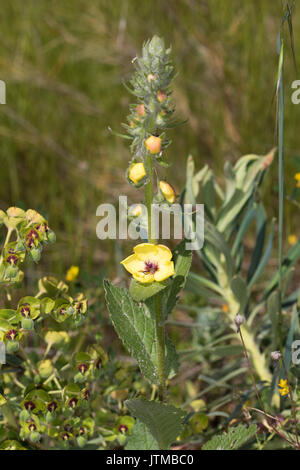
277;40;284;353
144;153;155;244
144;151;166;401
154;293;166;402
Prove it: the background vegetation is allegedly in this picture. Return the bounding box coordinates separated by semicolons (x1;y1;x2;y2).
0;0;299;282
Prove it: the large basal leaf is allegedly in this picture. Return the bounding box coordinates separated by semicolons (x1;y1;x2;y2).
202;424;257;450
247;204;267;282
125;419;159;450
204;221;233;278
104;280;178;383
163;240;192;319
125;398;185;450
262;241;300;300
247;219;275;289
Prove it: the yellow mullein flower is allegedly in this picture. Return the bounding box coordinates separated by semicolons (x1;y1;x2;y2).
159;181;176;204
121;243;174;284
144;136;161;154
128;163;146;184
278;379;289;397
288;234;297;246
66;265;79;282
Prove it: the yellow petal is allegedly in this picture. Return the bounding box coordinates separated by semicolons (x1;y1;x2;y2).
278;379;287;388
156;244;173;262
120;254;144;275
132;272;154;284
154;261;174;282
133;243;158;261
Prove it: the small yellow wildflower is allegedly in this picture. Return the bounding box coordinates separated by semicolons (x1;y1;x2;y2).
121;243;175;284
144;136;162;154
159;181;176;204
128;163;146;184
294;172;300;181
278;378;289;397
288;234;297;246
66;265;79;282
294;173;300;187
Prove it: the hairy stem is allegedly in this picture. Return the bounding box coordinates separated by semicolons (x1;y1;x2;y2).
145;153;154;244
154;293;166;402
144;151;166;401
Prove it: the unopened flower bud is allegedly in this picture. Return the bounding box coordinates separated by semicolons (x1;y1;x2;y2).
234;314;243;332
144;136;162;154
157;90;167;103
128;162;146;184
271;351;281;362
130;204;143;218
137;104;145;116
159;181;176;204
147;73;156;82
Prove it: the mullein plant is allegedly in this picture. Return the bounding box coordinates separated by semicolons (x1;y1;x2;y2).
104;36;191;450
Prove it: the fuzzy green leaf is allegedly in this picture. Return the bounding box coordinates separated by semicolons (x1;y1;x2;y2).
125;398;185;450
202;424;257;450
125;419;159;450
129;278;170;302
104;281;178;383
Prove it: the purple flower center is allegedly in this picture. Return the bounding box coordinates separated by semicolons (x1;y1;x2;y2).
82;389;90;400
21;304;31;317
142;260;159;275
24;401;36;411
68;397;78;408
6;254;18;265
118;424;128;434
47;401;57;412
5;329;18;341
78;363;88;374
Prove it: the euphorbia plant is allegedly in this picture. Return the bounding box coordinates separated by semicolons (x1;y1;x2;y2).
104;36;192;449
0;207;106;450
